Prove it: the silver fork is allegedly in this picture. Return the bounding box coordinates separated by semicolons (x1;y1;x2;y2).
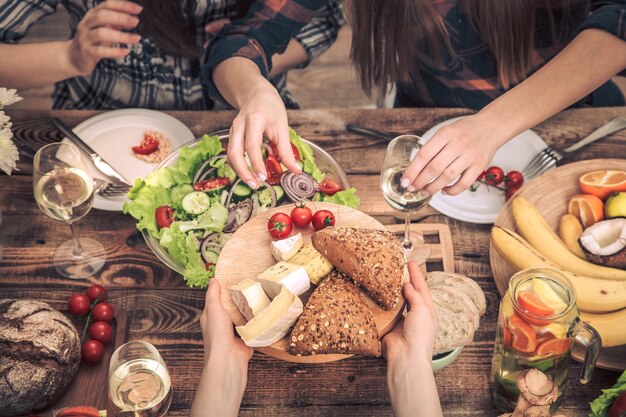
522;116;626;179
93;178;130;197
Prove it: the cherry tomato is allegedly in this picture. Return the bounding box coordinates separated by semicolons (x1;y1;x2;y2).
505;185;521;202
267;212;293;239
317;178;344;196
476;171;486;181
155;205;175;228
311;210;336;231
92;303;115;322
270;142;301;162
291;203;313;228
81;339;105;363
609;391;626;417
132;134;159;155
265;155;283;185
67;294;91;316
504;171;524;189
193;177;230;191
484;166;505;186
88;320;113;344
85;284;108;303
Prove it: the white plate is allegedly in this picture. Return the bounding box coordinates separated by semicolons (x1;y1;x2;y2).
421;117;547;224
67;109;195;211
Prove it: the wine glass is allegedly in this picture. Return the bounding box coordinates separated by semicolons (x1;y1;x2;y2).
381;135;432;264
109;341;172;417
33;142;105;278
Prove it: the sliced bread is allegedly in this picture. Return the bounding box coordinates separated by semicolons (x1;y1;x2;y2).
311;227;404;310
430;287;477;354
426;271;486;315
289;270;381;357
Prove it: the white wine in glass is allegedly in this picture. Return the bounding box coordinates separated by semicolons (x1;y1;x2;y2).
109;341;172;417
381;135;432;264
33;142;105;278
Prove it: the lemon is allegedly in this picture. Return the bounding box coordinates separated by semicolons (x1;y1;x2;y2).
532;278;568;313
606;192;626;218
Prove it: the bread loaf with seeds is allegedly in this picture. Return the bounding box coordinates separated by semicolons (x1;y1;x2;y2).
311;227;404;310
289;271;381;356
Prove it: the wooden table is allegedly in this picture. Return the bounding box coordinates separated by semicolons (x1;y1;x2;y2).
2;107;625;417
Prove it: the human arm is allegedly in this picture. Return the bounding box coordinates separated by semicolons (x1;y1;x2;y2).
0;0;141;90
190;279;253;417
402;26;626;197
382;261;443;417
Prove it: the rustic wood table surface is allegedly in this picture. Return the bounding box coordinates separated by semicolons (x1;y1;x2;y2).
2;107;625;417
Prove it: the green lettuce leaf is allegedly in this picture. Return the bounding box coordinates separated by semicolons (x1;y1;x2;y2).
590;370;626;417
177;204;228;233
183;233;211;287
322;187;360;208
175;134;223;177
122;181;170;238
290;128;325;182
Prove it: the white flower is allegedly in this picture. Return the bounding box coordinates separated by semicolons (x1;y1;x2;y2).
0;111;10;129
0;127;18;175
0;88;22;109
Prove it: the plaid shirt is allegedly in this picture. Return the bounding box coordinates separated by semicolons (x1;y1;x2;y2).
205;0;625;109
0;0;344;110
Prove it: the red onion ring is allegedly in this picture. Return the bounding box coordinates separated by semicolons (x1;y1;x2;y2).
280;172;316;202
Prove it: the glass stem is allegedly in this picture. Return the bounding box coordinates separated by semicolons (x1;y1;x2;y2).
403;211;413;250
69;222;85;259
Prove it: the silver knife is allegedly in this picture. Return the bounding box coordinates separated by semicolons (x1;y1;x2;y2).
51;117;132;186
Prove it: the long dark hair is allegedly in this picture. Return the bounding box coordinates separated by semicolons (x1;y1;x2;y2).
135;0;255;59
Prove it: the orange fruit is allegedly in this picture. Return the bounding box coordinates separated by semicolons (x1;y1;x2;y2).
579;170;626;200
507;314;538;353
535;337;571;356
568;194;605;228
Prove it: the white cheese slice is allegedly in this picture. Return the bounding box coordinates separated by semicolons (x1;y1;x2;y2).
236;286;303;347
289;243;334;285
256;261;310;299
230;279;271;322
271;233;303;262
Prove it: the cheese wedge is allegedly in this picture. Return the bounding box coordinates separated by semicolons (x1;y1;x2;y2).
289;243;334;285
236;286;303;347
256;262;310;299
271;233;303;262
230;279;271;321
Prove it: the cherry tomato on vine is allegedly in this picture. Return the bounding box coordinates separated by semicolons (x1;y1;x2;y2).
504;171;525;189
317;178;343;196
89;321;113;344
86;284;108;303
506;185;521;202
268;213;293;239
92;303;115;322
311;210;336;231
81;339;105;363
484;166;505;186
291;203;313;228
155;205;175;229
67;294;91;316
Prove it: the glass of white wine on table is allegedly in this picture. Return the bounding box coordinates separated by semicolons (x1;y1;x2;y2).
32;142;105;278
381;135;432;264
109;341;172;417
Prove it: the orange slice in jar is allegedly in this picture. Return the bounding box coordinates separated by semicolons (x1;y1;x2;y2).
535;337;571;356
517;291;553;316
579;170;626;201
503;325;512;347
568;194;605;228
507;314;538;353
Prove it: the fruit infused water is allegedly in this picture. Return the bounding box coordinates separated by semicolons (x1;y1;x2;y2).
490;268;600;413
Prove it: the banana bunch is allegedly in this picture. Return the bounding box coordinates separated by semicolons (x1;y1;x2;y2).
491;197;626;348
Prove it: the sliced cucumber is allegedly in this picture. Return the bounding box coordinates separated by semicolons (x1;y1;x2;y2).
258;186;279;207
231;182;253;202
182;191;211;215
273;185;285;205
217;163;237;183
202;249;219;265
205;184;228;196
170;184;195;207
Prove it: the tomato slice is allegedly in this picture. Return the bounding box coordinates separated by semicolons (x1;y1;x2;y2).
507;314;538;353
317;178;343;196
535;337;571;356
132;134;160;155
265;155;283;185
517;291;553;317
269;142;301;162
193;177;230;191
155;205;175;228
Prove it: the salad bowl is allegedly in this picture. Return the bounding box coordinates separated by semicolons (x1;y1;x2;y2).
141;130;352;277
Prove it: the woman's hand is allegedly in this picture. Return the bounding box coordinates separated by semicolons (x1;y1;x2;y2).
400;115;504;197
68;0;143;76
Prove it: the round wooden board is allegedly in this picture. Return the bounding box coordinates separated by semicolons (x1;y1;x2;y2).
215;202;406;363
489;159;626;371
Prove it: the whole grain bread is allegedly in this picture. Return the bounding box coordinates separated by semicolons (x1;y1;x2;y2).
430;288;477;354
426;271;486;315
289;271;381;357
0;299;81;416
311;227;404;310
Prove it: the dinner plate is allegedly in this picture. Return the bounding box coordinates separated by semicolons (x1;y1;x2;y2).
68;109;194;211
421;117;547;224
215;202;406;363
489;159;626;371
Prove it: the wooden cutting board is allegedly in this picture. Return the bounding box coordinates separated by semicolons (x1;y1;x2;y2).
215;202;407;363
385;223;455;274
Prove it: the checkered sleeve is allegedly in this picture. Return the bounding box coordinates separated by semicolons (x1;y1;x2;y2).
0;0;58;43
202;0;326;102
579;1;626;75
293;0;346;68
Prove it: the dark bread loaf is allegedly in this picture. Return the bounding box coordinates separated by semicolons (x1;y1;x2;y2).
289;271;381;357
312;227;404;310
0;299;81;416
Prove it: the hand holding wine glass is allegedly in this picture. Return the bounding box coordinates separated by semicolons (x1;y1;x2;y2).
33;142;105;278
